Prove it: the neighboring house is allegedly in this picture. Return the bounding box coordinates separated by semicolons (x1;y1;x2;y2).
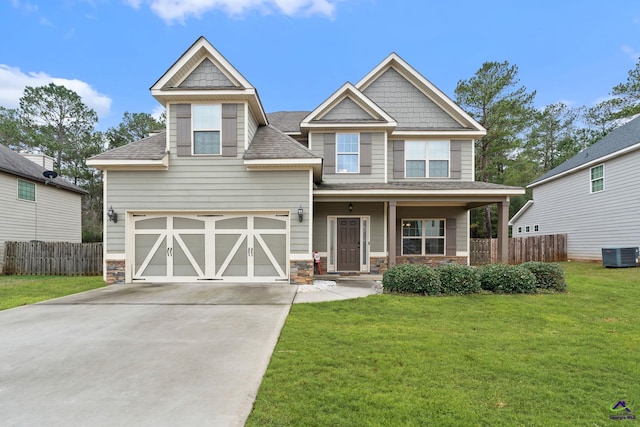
87;37;523;285
510;115;640;261
0;144;86;273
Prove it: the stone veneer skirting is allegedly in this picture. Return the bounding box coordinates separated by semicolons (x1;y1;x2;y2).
290;260;314;285
106;260;125;285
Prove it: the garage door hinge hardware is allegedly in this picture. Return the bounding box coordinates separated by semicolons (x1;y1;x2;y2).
167;248;173;257
276;214;289;217
197;214;223;217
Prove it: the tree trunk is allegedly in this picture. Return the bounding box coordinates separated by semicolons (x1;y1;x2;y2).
484;206;492;238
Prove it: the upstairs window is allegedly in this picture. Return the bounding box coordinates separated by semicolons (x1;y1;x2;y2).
18;179;35;201
336;133;359;173
193;104;221;155
405;141;449;178
402;219;445;255
590;164;604;193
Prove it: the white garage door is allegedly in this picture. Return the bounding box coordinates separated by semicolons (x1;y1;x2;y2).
132;213;289;282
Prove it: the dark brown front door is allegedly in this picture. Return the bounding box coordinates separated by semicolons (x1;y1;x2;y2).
337;218;360;271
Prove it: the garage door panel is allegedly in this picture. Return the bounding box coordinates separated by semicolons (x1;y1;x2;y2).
132;213;288;282
173;234;205;277
135;234;167;277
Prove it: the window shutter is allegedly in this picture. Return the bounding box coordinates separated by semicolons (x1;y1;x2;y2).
393;140;404;179
446;218;456;256
176;104;191;157
221;104;238;157
360;133;372;174
323;133;336;174
450;140;462;179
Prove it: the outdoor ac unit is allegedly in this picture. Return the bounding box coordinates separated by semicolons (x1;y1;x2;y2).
601;247;639;268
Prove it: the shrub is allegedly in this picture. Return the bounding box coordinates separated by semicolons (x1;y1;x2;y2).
479;263;536;294
437;264;481;295
382;263;441;295
520;262;566;291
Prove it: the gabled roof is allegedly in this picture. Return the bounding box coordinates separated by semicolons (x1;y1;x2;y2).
300;82;397;131
267;111;310;134
0;144;86;194
150;36;267;126
86;132;168;170
356;53;486;135
243;125;322;183
529;115;640;187
508;200;533;225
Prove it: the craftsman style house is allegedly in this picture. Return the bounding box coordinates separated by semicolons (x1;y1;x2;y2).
88;37;523;284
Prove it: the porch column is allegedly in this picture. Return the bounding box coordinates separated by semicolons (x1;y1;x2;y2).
497;199;510;263
388;201;397;267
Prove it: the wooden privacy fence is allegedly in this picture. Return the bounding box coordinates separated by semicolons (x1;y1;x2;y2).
470;234;567;265
3;241;103;276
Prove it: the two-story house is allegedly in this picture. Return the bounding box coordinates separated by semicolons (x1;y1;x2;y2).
88;37;524;285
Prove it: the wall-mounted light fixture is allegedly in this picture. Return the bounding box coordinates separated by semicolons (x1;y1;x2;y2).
348;202;353;212
107;206;118;223
298;205;304;222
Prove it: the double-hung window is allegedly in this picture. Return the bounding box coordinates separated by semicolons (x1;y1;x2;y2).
590;164;604;193
17;179;35;201
402;219;445;255
405;141;449;177
336;133;359;173
193;104;221;155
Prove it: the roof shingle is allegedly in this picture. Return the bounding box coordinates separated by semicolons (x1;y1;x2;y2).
244;125;319;160
89;131;167;161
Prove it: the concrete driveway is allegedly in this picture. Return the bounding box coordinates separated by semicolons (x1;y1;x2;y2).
0;282;297;427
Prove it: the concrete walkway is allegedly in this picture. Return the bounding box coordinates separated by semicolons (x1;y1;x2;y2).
0;280;380;427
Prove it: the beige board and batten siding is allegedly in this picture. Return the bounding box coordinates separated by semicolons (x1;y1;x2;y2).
362;67;463;129
310;132;386;183
512;149;640;260
387;139;474;181
0;173;82;271
312;202;386;253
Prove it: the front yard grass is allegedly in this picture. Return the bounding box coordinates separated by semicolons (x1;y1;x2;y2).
0;275;106;310
248;262;640;426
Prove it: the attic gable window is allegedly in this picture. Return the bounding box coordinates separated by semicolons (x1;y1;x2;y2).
17;179;36;201
336;133;359;173
405;141;449;178
590;164;604;193
193;104;221;155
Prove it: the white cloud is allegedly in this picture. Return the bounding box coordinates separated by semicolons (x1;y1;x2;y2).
621;45;640;62
151;105;166;121
0;65;112;118
125;0;337;23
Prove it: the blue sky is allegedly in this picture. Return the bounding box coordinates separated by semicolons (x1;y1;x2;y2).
2;0;639;131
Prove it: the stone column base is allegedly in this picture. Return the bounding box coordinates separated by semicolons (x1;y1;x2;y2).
106;260;125;285
290;260;314;285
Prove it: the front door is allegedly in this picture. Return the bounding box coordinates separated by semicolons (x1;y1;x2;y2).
337;218;360;271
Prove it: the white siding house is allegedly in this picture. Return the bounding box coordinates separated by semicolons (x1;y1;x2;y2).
510;116;640;261
0;145;86;273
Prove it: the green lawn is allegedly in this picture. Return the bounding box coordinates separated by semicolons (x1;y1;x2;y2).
248;262;640;426
0;275;106;310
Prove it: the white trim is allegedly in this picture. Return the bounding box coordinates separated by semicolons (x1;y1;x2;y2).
384;131;388;183
105;253;126;261
370;251;386;257
589;163;605;194
392;130;486;138
529;141;640;188
355;53;486;133
314;188;525;196
103;170;108;281
86;158;168;170
151;37;253;91
508;200;533;225
326;215;370;273
290;253;312;261
244;158;322;166
301;82;397;128
308;169;314;255
244;102;249;150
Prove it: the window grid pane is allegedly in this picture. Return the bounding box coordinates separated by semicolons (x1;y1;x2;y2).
429;160;449;177
406;160;426;177
405;141;449;177
194;131;221;154
18;180;35;201
401;219;445;255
